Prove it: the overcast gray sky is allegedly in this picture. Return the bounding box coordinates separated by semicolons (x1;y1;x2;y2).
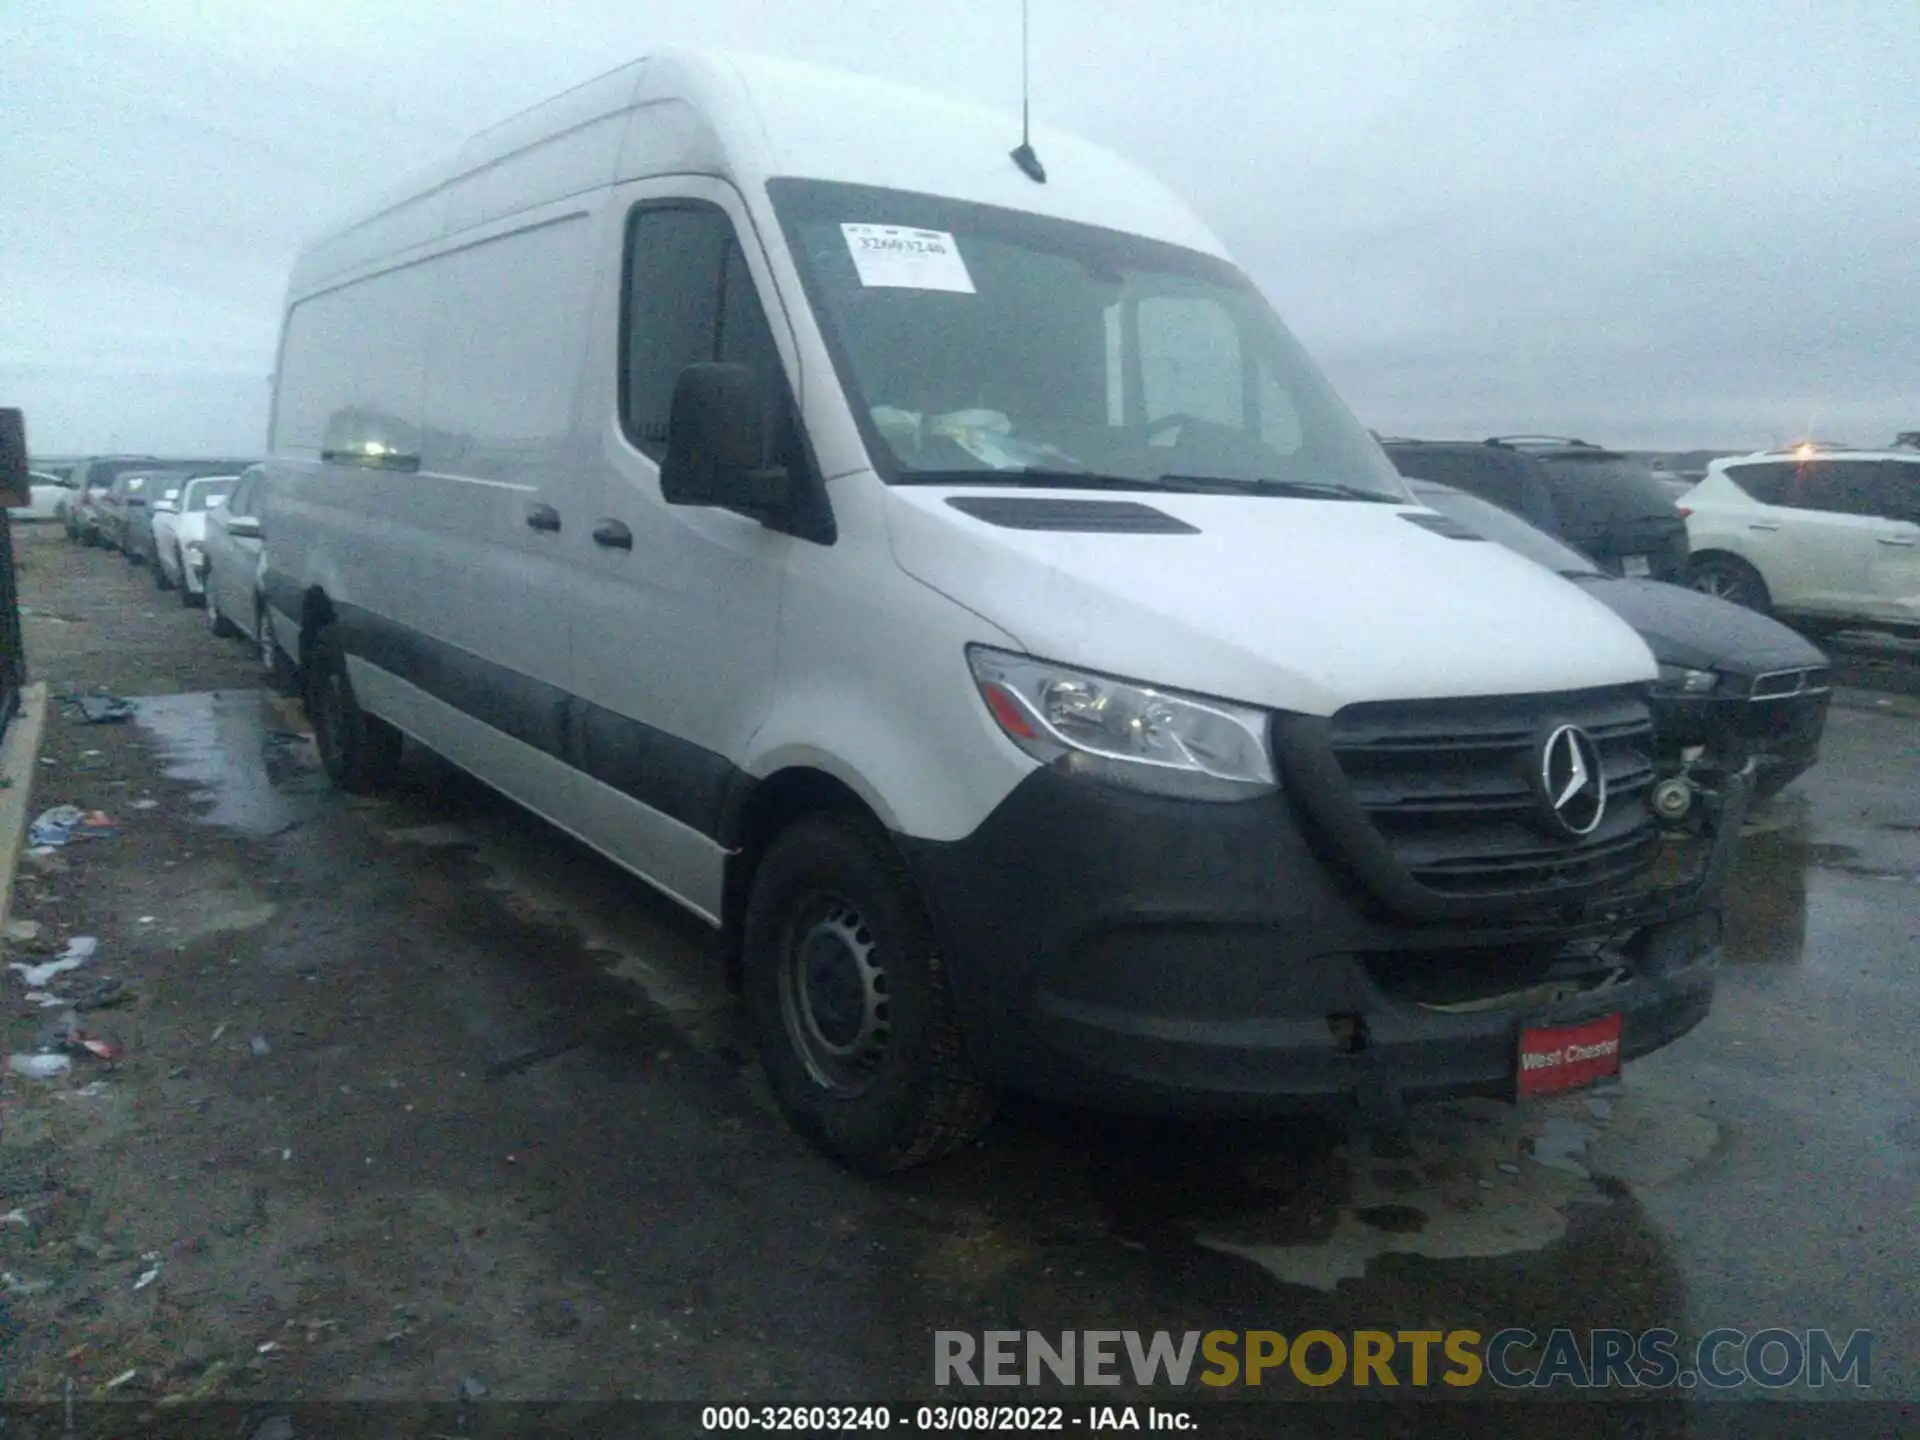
3;0;1914;455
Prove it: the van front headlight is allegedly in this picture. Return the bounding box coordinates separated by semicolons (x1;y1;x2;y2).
967;646;1277;801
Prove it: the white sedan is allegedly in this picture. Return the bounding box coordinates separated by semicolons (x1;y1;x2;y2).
151;473;240;602
8;471;66;523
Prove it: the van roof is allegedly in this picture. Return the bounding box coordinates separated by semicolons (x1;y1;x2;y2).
290;47;1228;296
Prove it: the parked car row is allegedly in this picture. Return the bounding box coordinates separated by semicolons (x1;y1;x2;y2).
1373;431;1918;640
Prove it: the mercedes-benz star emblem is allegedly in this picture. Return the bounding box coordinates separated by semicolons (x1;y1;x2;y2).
1535;724;1607;837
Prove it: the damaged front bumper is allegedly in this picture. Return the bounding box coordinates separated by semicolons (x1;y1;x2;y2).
903;753;1756;1120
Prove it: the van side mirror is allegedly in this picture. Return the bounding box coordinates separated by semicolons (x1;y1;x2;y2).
226;515;262;539
0;409;28;509
659;363;791;513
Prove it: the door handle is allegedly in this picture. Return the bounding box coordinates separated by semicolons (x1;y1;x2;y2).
525;503;561;533
1747;521;1783;532
1876;535;1917;547
591;518;633;550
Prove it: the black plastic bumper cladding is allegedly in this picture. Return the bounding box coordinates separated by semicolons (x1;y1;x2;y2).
901;758;1750;1112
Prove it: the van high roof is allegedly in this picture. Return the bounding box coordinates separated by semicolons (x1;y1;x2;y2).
290;47;1227;297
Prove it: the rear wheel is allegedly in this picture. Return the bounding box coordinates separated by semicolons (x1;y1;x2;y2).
305;625;403;794
742;813;994;1173
1688;554;1771;613
153;546;174;590
177;553;198;607
256;599;294;692
205;574;238;638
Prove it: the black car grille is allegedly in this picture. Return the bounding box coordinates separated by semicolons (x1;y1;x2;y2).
1317;686;1660;907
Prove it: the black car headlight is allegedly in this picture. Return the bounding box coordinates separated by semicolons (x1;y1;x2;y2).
1654;664;1719;695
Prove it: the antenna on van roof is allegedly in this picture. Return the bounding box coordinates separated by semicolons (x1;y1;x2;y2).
1009;0;1047;183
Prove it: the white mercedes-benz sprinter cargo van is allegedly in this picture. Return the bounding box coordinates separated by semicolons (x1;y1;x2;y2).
260;48;1750;1171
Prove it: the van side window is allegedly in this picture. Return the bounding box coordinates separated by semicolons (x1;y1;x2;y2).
622;205;791;465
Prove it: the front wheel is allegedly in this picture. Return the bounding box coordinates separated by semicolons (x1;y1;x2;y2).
305;625;403;794
153;547;175;590
742;813;994;1173
177;554;199;608
1688;554;1771;613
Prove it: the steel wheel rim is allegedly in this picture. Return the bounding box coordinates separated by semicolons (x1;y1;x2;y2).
777;893;891;1098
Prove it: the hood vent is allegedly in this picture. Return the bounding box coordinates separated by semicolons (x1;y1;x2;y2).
945;496;1200;534
1399;509;1487;541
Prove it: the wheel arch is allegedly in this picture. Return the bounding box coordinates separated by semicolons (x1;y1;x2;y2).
717;765;885;995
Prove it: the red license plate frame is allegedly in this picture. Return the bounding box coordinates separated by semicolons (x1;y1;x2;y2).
1517;1012;1622;1099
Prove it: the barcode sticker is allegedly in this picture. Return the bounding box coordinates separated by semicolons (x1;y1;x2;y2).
841;224;975;293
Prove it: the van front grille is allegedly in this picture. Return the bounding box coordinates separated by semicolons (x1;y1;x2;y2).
1289;686;1661;913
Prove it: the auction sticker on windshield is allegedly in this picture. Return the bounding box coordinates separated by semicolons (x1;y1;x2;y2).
841;224;976;293
1517;1013;1621;1098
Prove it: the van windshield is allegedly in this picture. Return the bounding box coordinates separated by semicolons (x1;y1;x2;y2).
767;178;1408;501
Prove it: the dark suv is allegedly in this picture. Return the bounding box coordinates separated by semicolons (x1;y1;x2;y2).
1380;436;1689;583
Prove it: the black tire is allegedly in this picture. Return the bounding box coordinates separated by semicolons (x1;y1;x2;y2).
205;574;239;638
177;554;198;607
154;547;175;590
742;813;994;1173
1688;554;1771;613
305;624;403;794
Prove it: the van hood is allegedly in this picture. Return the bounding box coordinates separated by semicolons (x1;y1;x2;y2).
885;486;1659;717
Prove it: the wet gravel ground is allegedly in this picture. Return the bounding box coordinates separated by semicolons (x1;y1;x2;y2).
2;525;1916;1436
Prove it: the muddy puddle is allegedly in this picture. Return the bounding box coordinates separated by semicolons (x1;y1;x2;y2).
133;689;331;837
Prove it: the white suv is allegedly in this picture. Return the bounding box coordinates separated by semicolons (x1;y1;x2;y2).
1680;445;1920;636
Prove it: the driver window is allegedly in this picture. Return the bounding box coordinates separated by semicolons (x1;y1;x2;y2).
1137;295;1243;433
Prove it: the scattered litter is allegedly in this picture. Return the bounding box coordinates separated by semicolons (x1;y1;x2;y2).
76;1080;109;1098
460;1375;489;1400
2;919;41;944
133;1258;163;1291
281;1149;292;1162
33;1010;121;1063
0;1210;30;1227
23;992;66;1009
28;846;56;858
211;1022;230;1042
68;976;129;1011
1;1272;52;1296
249;1416;296;1440
250;1035;271;1056
257;1340;281;1355
105;1369;138;1390
138;916;156;926
26;807;118;847
76;696;136;725
131;799;160;811
1496;1161;1521;1176
9;936;98;988
8;1054;72;1080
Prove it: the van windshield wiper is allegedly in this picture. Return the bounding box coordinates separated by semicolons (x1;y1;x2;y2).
1158;474;1404;501
899;467;1176;492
